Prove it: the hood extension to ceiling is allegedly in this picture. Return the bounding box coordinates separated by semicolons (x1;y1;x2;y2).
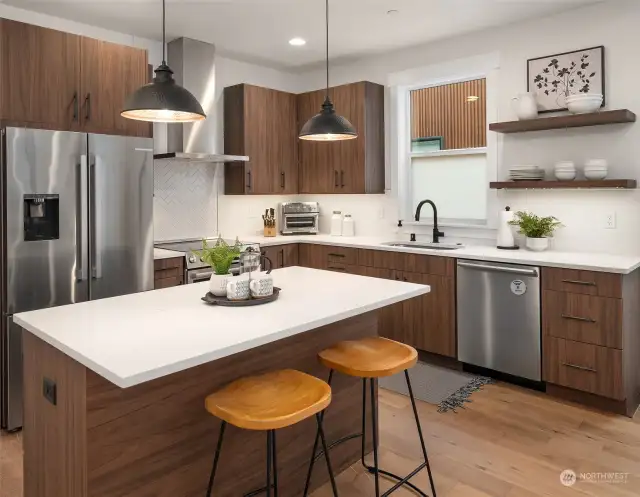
153;37;248;164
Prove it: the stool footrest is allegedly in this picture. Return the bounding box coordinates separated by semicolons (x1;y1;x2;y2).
243;484;275;497
312;432;363;463
363;461;429;497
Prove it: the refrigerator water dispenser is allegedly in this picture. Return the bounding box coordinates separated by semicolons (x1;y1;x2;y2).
24;194;59;241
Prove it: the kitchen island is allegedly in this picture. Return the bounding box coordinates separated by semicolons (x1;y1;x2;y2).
14;267;429;497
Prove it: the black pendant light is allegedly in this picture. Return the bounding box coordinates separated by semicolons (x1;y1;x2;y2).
121;0;206;123
299;0;357;141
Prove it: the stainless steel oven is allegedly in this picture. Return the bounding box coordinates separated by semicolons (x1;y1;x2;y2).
280;202;319;235
155;238;258;284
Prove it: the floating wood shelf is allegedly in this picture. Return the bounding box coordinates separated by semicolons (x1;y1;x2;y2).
490;179;637;190
489;109;636;134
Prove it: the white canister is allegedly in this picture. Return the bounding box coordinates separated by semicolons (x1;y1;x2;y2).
342;214;355;237
330;211;343;236
209;273;230;297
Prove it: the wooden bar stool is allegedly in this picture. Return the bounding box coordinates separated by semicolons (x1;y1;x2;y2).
204;369;339;497
303;337;437;497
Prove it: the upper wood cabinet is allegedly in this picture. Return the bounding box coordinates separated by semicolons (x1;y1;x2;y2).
0;19;150;137
0;19;81;130
297;81;385;194
224;84;298;194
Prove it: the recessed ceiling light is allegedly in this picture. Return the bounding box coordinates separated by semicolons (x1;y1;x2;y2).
467;95;480;102
387;9;399;15
289;37;306;46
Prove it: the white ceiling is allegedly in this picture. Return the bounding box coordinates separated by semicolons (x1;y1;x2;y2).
6;0;601;69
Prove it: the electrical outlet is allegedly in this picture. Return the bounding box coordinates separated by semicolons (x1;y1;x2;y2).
605;212;617;229
43;377;57;406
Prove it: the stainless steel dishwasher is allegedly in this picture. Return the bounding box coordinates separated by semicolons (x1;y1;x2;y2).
457;259;541;381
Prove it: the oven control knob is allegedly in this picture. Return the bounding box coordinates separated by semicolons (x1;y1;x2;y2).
188;255;196;263
200;256;204;262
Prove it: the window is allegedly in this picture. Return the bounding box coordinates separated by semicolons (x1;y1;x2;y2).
407;77;489;225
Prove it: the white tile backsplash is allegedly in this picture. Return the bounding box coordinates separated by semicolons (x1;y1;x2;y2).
153;160;221;241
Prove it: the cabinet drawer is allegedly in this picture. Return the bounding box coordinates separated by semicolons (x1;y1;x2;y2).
154;267;181;280
325;263;360;275
543;290;622;348
402;253;454;277
542;267;621;298
543;337;624;400
358;249;403;270
324;245;359;265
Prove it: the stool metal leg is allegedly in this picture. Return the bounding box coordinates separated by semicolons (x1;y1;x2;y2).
266;430;273;497
206;420;227;497
369;378;381;497
316;412;339;496
303;370;334;496
405;370;437;497
272;430;279;497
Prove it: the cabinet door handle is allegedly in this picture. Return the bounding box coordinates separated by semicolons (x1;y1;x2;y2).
281;172;285;189
246;171;252;190
561;314;596;323
562;279;596;287
403;277;408;282
562;362;597;373
72;92;79;122
341;170;345;188
279;249;284;268
327;253;345;258
84;93;91;120
328;266;346;272
334;170;339;188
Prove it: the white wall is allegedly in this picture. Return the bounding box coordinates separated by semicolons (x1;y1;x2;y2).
293;0;640;254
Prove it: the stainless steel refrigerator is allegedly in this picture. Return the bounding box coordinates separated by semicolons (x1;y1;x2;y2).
0;127;154;431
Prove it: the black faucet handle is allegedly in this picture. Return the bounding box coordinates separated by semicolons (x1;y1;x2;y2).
436;229;445;237
410;233;416;242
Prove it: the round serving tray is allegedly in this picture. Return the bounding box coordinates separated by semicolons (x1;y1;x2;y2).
201;287;281;307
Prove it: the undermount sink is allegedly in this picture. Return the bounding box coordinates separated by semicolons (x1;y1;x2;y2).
382;241;463;251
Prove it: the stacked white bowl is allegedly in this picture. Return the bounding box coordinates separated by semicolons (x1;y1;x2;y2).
566;93;603;114
554;161;576;181
584;159;608;180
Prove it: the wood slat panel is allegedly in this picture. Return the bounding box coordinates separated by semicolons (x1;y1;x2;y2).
410;78;486;150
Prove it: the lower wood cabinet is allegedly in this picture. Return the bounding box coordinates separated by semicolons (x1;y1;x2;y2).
154;257;184;289
544;336;624;400
261;244;299;269
298;243;456;357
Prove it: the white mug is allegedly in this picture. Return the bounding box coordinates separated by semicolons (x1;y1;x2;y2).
226;275;250;301
250;271;274;298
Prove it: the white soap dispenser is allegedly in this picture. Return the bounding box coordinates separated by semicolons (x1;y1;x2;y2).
497;206;519;250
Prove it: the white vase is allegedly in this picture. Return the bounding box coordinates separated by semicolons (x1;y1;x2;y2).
512;92;539;120
209;273;231;296
525;237;549;252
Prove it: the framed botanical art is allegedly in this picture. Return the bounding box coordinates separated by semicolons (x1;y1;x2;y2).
527;46;605;113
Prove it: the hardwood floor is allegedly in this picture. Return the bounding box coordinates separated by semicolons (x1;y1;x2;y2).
2;383;640;497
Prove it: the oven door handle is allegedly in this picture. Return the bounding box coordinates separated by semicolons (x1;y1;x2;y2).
188;270;213;284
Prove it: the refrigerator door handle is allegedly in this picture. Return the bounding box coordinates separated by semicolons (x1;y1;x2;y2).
89;156;101;280
75;155;88;281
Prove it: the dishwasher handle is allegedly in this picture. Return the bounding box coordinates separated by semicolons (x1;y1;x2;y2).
458;261;538;277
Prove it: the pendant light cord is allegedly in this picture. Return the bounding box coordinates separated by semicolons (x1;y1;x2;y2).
162;0;166;64
325;0;329;99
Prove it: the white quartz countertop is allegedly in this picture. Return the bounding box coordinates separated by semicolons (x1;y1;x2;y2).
240;234;640;274
154;248;183;260
14;267;429;389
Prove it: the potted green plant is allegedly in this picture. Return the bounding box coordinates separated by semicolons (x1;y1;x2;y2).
193;236;242;296
509;211;563;252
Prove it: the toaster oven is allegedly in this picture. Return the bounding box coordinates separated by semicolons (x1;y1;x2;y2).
280;202;319;235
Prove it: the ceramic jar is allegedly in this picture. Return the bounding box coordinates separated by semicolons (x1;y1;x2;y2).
512;92;538;120
209;273;230;297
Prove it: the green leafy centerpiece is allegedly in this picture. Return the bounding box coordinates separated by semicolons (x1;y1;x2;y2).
509;211;562;252
193;236;242;296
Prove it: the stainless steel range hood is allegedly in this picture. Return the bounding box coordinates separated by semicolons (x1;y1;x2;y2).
153;38;248;164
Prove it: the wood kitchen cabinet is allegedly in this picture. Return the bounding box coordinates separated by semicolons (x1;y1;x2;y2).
0;19;150;137
261;244;299;269
224;84;298;194
154;257;185;289
0;19;81;131
297;82;385;194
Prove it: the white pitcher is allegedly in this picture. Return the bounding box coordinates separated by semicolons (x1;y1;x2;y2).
512;92;538;120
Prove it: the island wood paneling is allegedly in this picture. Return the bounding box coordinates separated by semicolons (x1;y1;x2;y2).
410;78;486;150
22;312;379;497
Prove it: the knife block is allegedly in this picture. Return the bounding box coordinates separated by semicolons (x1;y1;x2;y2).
263;226;276;237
